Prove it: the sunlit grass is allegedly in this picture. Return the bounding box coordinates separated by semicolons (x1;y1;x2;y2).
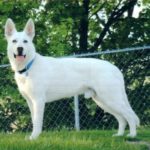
0;129;149;150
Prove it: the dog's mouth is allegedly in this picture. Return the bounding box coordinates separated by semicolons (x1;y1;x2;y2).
14;53;26;61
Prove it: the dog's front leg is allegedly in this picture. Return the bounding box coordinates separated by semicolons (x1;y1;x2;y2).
29;99;45;140
22;93;34;122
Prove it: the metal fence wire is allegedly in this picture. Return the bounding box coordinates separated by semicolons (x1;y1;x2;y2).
0;46;149;133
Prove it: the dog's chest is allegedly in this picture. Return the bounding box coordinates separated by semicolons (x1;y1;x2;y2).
15;74;30;95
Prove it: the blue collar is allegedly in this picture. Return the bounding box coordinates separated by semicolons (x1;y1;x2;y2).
18;57;35;75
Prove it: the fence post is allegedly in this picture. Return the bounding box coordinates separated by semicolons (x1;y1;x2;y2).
74;95;80;131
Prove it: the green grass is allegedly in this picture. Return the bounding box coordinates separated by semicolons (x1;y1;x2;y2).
0;129;150;150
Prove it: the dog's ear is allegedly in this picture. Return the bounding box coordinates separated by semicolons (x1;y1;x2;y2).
24;19;35;40
5;18;16;39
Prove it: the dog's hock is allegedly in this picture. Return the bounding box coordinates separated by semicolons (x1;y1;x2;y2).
24;18;35;40
5;18;16;38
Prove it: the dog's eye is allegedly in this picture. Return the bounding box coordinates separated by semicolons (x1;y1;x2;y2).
23;40;28;43
12;39;17;43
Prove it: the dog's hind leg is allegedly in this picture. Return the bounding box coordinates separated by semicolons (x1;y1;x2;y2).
109;103;137;137
120;89;139;137
93;97;127;136
111;106;137;137
120;107;138;137
123;91;140;128
93;80;139;137
112;114;127;136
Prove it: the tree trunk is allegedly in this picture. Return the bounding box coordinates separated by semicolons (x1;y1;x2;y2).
78;0;90;53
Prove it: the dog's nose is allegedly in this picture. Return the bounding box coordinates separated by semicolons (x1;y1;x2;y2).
17;47;23;55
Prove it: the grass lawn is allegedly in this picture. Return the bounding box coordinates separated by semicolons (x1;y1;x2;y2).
0;129;150;150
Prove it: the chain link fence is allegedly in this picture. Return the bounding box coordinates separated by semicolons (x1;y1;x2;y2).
0;46;150;133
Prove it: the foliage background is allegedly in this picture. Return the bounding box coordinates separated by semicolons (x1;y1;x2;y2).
0;0;149;132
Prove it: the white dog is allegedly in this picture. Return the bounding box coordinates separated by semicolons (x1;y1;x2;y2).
5;19;139;140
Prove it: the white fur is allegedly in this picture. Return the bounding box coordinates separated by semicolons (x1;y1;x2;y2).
5;19;140;140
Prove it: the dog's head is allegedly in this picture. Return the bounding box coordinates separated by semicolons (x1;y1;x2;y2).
5;19;36;71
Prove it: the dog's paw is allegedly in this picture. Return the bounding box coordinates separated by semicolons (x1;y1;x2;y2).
29;135;36;140
29;135;38;140
25;134;39;140
127;133;136;138
25;135;36;140
28;132;41;140
25;135;30;140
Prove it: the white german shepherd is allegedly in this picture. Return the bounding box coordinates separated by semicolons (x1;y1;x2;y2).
5;19;139;140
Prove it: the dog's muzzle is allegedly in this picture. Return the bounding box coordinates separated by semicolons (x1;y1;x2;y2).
14;53;26;58
14;47;26;61
14;53;26;61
